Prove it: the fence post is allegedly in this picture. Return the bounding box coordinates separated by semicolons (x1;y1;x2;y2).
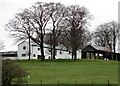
107;80;111;86
58;80;59;86
40;80;42;86
91;80;93;86
75;80;77;86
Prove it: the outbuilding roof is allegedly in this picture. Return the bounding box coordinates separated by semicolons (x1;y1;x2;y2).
82;45;112;52
92;45;112;52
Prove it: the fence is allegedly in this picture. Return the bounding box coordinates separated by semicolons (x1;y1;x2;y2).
10;80;119;86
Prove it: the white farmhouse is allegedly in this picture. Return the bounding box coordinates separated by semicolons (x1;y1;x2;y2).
17;40;82;59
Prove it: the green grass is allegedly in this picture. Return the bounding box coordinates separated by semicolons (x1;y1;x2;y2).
17;59;118;84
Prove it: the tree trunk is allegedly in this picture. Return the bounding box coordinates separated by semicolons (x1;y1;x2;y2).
40;39;45;61
28;36;31;60
113;31;116;60
53;45;56;59
50;46;53;59
52;35;56;59
72;50;77;60
72;51;74;59
52;21;56;59
50;34;53;59
74;50;77;60
40;45;44;61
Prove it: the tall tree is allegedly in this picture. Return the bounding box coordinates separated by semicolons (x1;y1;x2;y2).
110;21;119;57
93;21;119;59
93;24;112;49
5;2;50;61
46;3;65;59
60;5;92;60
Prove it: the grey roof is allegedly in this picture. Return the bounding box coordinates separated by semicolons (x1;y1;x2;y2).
81;45;112;52
92;45;112;52
18;40;36;46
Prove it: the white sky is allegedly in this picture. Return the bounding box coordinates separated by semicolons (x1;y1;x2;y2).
0;0;119;51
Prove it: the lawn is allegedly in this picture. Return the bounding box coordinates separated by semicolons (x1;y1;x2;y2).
17;59;118;84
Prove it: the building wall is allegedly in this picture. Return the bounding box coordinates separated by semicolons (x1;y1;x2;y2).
18;41;82;59
31;45;51;59
18;41;32;59
31;46;41;59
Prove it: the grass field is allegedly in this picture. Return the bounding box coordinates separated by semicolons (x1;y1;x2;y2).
18;59;118;84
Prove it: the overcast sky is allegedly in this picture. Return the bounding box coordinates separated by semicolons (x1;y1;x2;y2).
0;0;119;51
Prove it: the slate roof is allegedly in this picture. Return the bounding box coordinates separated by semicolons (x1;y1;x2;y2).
92;45;112;52
82;45;112;52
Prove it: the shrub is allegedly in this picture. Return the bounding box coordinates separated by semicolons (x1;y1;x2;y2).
2;59;28;86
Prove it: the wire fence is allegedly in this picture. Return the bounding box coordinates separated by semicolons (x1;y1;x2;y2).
10;80;118;86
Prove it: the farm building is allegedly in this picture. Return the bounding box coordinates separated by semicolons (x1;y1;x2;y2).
81;45;120;60
17;40;82;60
0;51;17;60
1;40;119;60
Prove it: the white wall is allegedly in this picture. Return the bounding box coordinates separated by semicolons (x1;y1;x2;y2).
18;41;82;59
18;41;27;59
77;50;81;59
31;46;41;59
55;50;71;59
18;41;33;59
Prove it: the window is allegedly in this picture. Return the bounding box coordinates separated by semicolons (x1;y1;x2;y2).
60;51;62;54
33;54;36;57
22;54;26;57
38;48;40;50
23;46;26;50
69;51;71;54
49;50;51;52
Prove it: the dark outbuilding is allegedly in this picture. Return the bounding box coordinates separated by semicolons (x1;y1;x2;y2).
81;45;120;60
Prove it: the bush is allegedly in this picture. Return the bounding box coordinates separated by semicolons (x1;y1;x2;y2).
2;59;28;86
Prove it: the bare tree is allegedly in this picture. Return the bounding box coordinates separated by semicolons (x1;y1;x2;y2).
93;24;112;49
60;5;92;60
110;21;119;58
6;9;35;60
46;3;65;59
93;21;119;59
5;2;50;61
5;2;93;60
